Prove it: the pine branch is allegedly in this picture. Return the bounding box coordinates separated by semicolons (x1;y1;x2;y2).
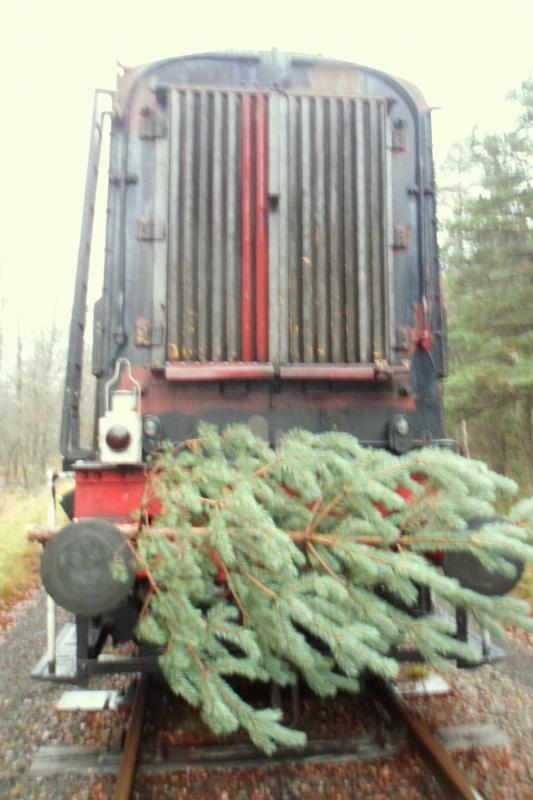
134;424;533;755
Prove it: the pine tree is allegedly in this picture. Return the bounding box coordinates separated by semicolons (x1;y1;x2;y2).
133;424;533;754
441;80;533;486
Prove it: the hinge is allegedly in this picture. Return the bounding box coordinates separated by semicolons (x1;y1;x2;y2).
109;173;139;186
395;327;411;351
392;119;408;152
413;301;433;353
393;224;410;250
407;185;434;198
136;218;166;241
139;110;167;140
395;314;433;354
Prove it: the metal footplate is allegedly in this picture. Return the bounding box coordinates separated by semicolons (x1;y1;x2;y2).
31;622;159;683
32;622;79;683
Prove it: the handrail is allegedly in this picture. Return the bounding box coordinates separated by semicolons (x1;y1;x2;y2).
60;90;114;464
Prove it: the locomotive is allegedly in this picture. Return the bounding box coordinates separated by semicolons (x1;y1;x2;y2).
32;51;502;682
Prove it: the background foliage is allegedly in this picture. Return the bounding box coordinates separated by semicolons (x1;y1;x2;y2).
440;80;533;490
0;327;95;489
0;326;64;488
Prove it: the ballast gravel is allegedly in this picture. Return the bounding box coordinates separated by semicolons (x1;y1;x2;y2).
0;590;128;800
0;590;531;799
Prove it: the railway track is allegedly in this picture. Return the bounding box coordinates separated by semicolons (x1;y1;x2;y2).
371;678;483;800
30;673;500;798
91;675;484;799
113;674;150;800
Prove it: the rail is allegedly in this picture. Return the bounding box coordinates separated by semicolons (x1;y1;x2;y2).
32;678;492;798
372;678;482;800
113;674;150;800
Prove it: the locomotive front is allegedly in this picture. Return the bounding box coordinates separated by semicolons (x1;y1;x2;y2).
35;51;456;681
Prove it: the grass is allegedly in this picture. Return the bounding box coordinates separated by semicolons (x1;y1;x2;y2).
0;479;74;607
0;489;46;602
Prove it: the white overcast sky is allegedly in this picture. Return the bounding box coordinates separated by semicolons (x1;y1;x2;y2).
0;0;531;360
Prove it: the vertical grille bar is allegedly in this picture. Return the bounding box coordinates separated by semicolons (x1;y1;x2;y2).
277;94;290;364
328;98;343;362
211;92;224;361
268;93;281;364
378;101;389;354
151;98;170;366
356;98;370;363
167;90;180;357
343;98;357;362
181;90;195;360
225;93;240;360
369;100;383;358
384;102;395;357
241;94;253;361
288;95;300;362
314;98;328;362
300;97;314;363
197;91;210;361
255;94;268;362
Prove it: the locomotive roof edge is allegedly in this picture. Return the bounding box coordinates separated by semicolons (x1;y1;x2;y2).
114;50;430;115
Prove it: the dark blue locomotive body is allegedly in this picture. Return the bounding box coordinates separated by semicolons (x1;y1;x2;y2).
62;50;446;468
35;52;474;684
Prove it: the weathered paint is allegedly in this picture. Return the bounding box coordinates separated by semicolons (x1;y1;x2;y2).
63;51;445;467
241;93;253;361
255;93;269;362
126;84;393;367
165;362;274;381
74;468;161;521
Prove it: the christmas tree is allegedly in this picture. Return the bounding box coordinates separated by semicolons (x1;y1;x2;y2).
134;424;533;754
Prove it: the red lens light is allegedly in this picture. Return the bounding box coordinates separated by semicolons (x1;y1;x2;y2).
105;425;131;452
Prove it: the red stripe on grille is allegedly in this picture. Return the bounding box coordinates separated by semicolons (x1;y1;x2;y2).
241;94;253;361
255;94;268;361
241;94;269;362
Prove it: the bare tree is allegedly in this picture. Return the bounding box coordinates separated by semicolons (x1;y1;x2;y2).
1;325;65;489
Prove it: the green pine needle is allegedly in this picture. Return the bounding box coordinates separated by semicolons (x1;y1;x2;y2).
136;425;533;754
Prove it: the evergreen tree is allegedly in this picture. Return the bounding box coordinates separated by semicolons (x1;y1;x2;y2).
133;424;533;754
441;80;533;486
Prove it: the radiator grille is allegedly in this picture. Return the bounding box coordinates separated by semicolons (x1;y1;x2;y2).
164;89;391;365
280;94;391;364
166;89;268;362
